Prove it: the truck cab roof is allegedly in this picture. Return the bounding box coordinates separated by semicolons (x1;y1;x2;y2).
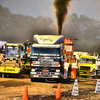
33;35;64;44
6;43;23;46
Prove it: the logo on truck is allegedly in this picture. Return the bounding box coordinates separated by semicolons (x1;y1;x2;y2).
40;37;53;42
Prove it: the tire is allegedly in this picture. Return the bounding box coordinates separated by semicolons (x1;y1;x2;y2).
56;78;63;83
19;74;22;79
31;78;35;82
2;74;5;78
65;78;69;83
77;75;81;82
76;69;80;81
2;74;7;78
64;77;71;84
92;76;96;79
0;73;2;77
17;73;22;79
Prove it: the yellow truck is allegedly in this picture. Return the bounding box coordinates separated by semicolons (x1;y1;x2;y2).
0;43;24;78
79;55;97;77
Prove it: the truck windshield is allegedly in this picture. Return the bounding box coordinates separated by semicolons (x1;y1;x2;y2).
31;47;60;56
5;46;19;57
80;58;96;64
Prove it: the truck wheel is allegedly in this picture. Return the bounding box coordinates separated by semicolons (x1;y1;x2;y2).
76;69;80;81
77;76;81;82
19;75;22;79
66;78;69;83
92;76;96;79
31;78;34;82
56;78;63;83
2;74;7;78
17;73;22;79
0;73;2;77
2;74;4;78
64;77;70;84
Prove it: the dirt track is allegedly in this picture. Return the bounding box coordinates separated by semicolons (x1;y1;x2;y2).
0;77;100;100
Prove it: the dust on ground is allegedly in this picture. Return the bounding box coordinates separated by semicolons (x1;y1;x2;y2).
0;77;99;100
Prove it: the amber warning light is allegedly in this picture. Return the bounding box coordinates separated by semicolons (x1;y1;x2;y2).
27;48;30;53
64;38;73;44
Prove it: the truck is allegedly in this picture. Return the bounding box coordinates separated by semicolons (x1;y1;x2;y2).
0;43;24;78
29;35;65;82
29;34;78;83
79;55;97;77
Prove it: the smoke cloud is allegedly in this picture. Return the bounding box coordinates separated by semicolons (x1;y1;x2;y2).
53;0;71;35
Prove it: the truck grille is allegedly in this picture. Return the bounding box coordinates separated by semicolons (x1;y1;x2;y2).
80;66;90;71
41;62;52;67
40;58;58;67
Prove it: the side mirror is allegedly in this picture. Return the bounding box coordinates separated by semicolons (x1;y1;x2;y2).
63;49;66;54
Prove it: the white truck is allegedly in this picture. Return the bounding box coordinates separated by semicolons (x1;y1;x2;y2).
28;35;79;83
29;35;65;82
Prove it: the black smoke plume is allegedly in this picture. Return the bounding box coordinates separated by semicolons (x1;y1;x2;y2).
53;0;71;35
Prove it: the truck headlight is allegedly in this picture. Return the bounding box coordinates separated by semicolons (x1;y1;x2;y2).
31;69;35;72
56;69;60;72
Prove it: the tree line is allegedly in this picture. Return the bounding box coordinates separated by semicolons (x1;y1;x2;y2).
0;5;100;52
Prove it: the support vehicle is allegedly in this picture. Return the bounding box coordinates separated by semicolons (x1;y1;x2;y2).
79;55;97;77
0;43;24;78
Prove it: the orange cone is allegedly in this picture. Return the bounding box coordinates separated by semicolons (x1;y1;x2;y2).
22;85;28;100
55;83;61;99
